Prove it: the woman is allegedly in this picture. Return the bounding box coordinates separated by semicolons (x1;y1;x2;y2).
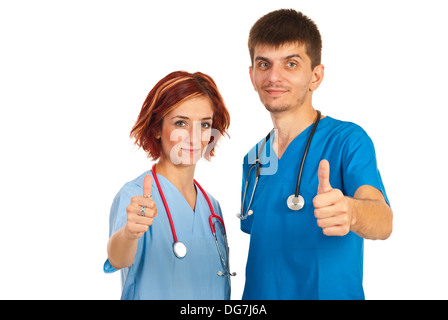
104;71;232;299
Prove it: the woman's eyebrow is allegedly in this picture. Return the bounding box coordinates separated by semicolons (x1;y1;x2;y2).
171;115;212;120
171;115;190;120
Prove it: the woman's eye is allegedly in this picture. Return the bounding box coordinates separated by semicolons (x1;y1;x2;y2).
202;122;211;129
175;121;186;127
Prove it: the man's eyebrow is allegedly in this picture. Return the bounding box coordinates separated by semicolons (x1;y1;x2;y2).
255;56;270;62
254;54;303;61
284;54;303;61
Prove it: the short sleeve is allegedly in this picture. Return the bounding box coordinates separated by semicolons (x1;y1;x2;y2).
205;191;224;219
341;128;390;205
103;183;139;274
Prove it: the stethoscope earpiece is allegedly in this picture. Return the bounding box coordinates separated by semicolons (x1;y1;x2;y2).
217;270;237;277
237;209;254;220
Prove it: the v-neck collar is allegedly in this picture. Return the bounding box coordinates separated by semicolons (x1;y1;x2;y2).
153;172;199;214
270;116;331;162
271;122;315;162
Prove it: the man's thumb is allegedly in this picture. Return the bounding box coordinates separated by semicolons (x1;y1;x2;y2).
317;159;332;194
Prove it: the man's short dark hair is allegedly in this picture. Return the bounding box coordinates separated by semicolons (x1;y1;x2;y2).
248;9;322;69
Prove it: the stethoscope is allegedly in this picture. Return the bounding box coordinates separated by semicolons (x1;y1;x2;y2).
151;164;236;277
237;110;321;220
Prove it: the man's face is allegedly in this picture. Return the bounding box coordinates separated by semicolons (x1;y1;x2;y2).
249;42;323;113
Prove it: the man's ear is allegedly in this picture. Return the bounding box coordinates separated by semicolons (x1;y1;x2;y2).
249;66;257;92
309;64;324;91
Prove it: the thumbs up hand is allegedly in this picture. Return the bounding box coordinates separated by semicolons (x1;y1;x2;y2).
313;160;354;236
125;174;158;240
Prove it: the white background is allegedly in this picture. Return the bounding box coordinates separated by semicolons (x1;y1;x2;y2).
1;0;447;299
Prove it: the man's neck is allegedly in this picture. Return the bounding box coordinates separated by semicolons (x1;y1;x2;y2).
270;106;318;159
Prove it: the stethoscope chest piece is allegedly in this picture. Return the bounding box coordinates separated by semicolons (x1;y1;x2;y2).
287;194;305;211
173;241;187;259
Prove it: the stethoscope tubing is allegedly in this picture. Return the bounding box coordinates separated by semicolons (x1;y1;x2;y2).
151;164;234;276
152;164;179;243
195;179;226;235
294;110;321;197
239;131;272;220
239;110;321;217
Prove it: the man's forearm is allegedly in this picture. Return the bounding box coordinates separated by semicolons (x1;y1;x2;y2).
349;197;393;240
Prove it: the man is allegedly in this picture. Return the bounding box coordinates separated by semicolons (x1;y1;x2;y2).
239;9;393;300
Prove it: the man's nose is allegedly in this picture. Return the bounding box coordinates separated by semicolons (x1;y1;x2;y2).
267;63;283;83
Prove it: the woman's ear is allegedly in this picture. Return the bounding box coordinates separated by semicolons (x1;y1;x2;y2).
154;126;161;140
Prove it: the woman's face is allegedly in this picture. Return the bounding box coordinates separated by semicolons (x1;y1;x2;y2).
158;96;214;165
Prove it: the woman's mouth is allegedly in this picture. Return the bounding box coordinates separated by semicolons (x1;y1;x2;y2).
181;148;201;155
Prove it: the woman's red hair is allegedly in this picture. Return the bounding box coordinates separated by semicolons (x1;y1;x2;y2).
130;71;230;160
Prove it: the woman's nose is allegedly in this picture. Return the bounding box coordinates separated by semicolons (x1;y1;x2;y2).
184;122;202;145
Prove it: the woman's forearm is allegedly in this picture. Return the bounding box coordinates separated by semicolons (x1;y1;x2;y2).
107;226;139;270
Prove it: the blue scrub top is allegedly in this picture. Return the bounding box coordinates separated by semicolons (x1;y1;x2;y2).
104;171;231;300
240;116;389;300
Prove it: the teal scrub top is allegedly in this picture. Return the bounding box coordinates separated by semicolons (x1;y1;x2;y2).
240;116;389;300
104;171;231;300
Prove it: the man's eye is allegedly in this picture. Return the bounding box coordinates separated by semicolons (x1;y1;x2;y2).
287;62;297;68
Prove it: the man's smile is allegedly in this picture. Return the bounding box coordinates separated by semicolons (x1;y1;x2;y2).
263;87;288;96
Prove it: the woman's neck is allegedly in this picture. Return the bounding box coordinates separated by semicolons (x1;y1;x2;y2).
154;158;197;210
